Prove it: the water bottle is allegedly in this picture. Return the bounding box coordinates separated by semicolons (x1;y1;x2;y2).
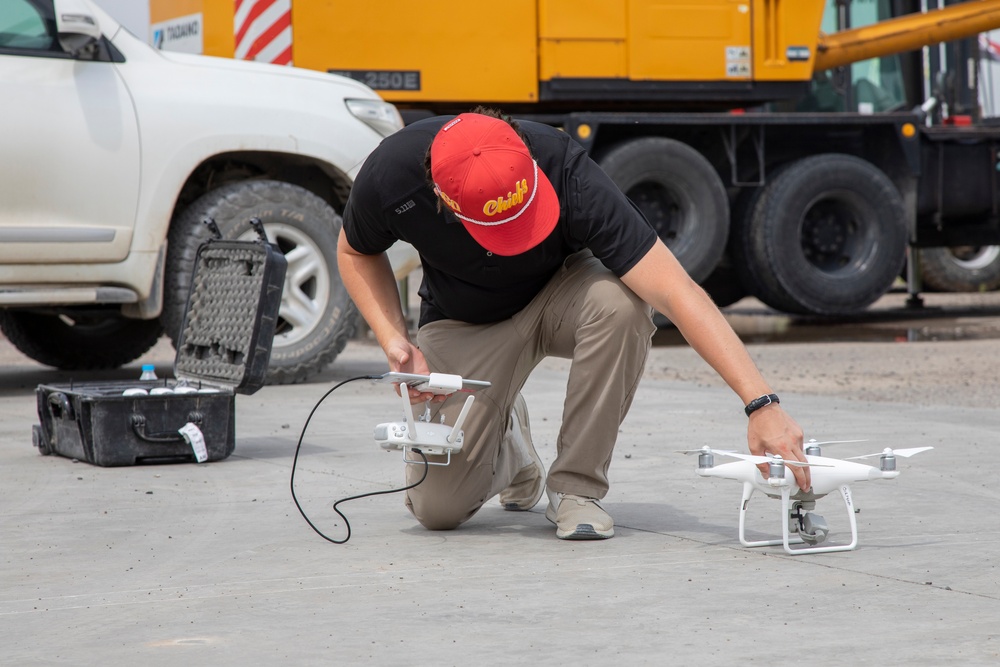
139;364;158;381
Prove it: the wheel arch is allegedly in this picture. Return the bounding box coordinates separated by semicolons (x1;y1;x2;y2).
172;151;354;219
576;115;919;221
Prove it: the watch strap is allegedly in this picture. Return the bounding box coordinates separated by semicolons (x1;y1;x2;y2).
744;393;780;417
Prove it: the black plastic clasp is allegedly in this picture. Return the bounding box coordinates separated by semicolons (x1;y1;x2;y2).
249;217;268;243
203;217;223;239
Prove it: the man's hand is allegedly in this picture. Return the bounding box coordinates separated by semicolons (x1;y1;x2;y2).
747;405;809;491
385;338;447;404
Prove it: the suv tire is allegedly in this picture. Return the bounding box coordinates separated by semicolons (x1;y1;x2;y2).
0;310;163;370
161;180;358;384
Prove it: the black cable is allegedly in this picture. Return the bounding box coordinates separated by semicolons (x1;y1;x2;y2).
289;374;429;544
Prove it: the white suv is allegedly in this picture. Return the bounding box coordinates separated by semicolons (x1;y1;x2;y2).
0;0;402;382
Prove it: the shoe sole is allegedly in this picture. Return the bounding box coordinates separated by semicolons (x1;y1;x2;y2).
556;524;614;540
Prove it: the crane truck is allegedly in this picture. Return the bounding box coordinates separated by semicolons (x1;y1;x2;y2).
157;0;1000;317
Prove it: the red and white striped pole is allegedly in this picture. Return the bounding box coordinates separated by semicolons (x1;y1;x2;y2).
234;0;293;66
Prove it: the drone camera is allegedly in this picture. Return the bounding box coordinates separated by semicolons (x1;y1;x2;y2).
789;501;830;545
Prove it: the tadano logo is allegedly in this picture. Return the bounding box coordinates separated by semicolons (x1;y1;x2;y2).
150;13;203;54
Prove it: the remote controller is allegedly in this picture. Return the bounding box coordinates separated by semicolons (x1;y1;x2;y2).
373;372;489;465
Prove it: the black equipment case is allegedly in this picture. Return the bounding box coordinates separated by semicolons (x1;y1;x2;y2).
32;223;287;466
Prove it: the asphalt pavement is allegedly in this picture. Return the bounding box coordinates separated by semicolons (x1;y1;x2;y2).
1;334;998;666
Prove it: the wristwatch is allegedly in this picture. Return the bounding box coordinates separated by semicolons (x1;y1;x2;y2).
744;393;779;417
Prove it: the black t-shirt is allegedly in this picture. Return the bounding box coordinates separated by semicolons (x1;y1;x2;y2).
343;116;657;326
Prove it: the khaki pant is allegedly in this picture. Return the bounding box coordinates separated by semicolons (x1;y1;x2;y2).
405;252;656;529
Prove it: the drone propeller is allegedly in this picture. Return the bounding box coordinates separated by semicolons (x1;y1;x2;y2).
677;446;736;456
804;438;869;447
846;446;934;461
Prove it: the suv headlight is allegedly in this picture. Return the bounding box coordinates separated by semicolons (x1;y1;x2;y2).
346;99;404;138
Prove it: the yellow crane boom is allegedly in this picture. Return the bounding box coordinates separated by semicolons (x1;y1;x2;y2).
815;0;1000;71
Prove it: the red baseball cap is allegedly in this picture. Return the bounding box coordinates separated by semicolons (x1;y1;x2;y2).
430;113;560;256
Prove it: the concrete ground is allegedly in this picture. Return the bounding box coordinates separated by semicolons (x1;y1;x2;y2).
2;295;999;665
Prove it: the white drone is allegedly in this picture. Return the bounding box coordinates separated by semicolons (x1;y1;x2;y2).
680;439;933;555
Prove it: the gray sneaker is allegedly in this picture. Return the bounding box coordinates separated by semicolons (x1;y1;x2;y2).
499;396;545;511
545;492;615;540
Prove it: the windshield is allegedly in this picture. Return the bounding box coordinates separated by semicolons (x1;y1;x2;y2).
0;0;57;52
796;0;908;113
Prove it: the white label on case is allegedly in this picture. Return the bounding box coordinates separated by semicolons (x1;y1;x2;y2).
179;422;208;463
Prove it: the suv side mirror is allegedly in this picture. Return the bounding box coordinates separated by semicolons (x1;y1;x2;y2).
55;0;101;58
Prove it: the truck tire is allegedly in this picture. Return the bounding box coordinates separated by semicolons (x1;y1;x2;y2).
599;137;729;283
728;180;805;313
0;310;163;370
162;180;358;384
744;154;907;315
919;246;1000;292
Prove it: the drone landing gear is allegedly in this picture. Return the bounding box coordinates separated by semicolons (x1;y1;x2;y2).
738;482;859;555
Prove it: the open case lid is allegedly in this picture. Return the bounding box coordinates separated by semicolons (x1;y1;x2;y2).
173;219;288;394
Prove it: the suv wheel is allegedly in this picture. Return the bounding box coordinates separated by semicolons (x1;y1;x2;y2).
161;180;358;384
0;310;163;370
